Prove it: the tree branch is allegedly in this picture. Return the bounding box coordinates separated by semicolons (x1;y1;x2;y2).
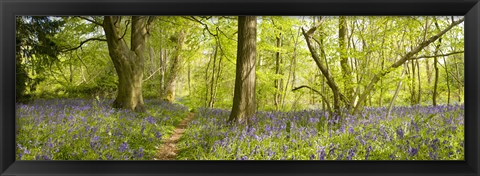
119;20;131;40
77;16;103;26
187;16;218;37
62;38;107;52
408;51;463;60
292;85;332;114
143;67;163;82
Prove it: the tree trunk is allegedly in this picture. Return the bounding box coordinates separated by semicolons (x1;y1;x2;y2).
149;47;155;74
163;30;186;102
68;62;73;83
426;59;432;84
274;33;283;111
204;46;213;107
208;43;219;108
387;64;407;119
103;16;153;112
188;61;191;95
454;58;462;101
433;54;439;106
411;58;417;105
416;60;421;104
282;28;301;109
443;56;451;105
213;45;224;108
229;16;257;125
432;20;443;106
159;49;167;95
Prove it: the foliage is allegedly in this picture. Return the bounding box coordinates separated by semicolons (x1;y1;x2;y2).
16;16;65;102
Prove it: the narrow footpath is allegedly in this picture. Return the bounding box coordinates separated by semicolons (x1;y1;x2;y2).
154;112;195;160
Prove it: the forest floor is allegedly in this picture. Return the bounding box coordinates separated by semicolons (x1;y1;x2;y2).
154;112;195;160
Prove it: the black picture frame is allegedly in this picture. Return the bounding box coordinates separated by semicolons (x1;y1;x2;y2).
1;0;479;176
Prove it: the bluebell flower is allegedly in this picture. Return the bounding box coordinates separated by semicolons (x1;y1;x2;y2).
348;126;354;134
146;116;156;124
396;127;404;139
365;146;372;160
138;147;144;158
408;146;418;156
156;131;163;139
119;142;128;152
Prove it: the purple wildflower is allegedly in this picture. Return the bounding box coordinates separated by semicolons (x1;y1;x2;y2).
348;126;354;134
119;142;128;152
396;127;404;139
408;146;418;156
155;131;163;139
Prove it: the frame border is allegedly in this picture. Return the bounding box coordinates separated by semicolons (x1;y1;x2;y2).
1;0;479;176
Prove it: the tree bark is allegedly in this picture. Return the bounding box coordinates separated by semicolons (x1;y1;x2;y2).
229;16;257;125
103;16;153;112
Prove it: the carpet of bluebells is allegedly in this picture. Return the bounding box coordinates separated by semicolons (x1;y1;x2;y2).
16;98;189;160
177;104;464;160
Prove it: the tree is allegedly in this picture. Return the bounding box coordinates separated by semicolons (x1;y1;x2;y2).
302;23;349;117
433;19;442;106
103;16;154;112
228;16;257;124
16;16;64;102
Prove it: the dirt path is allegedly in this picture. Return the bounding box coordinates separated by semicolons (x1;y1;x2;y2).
154;112;195;160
